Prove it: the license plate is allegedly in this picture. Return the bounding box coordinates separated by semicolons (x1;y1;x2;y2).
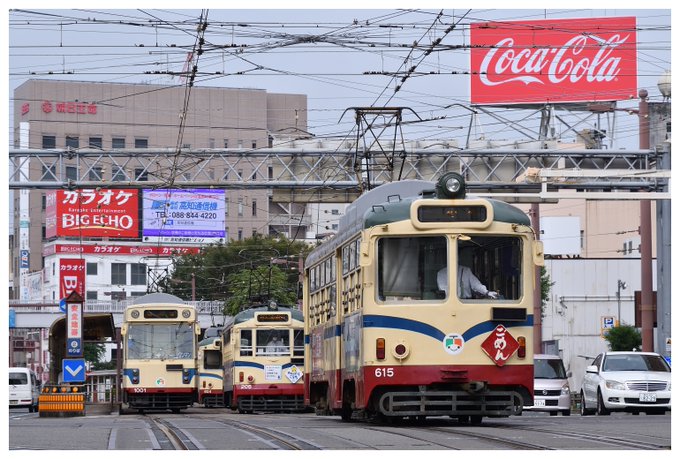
10;400;18;405
639;392;656;402
534;399;546;407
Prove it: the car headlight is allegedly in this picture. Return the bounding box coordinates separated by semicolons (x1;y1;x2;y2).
604;379;625;391
561;382;570;395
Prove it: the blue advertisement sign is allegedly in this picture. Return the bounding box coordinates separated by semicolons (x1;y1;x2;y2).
9;308;16;328
20;250;29;269
142;189;226;244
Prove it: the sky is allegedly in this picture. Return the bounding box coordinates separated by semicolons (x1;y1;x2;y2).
5;3;674;152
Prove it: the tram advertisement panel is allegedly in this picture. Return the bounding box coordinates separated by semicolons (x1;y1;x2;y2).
470;16;637;104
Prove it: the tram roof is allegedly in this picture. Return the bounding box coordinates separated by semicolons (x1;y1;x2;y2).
131;293;186;306
227;304;303;326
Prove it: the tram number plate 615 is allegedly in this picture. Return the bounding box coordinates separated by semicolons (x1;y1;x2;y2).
374;367;394;378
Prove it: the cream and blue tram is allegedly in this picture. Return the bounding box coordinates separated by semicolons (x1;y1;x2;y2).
197;336;225;407
221;303;305;412
303;173;543;422
120;293;201;413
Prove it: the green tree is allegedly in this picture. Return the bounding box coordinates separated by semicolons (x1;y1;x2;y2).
162;234;311;311
540;266;555;318
83;343;116;370
224;264;298;315
604;324;642;351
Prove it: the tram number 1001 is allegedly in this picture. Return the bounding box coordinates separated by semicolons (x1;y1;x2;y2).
374;367;394;378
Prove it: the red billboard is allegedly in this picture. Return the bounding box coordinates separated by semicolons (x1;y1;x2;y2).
45;189;139;239
470;17;637;105
59;258;85;300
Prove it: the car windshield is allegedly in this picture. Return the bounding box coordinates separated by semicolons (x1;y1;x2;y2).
602;354;670;372
535;358;567;379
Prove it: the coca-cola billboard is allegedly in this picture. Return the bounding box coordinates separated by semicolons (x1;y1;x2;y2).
470;17;637;105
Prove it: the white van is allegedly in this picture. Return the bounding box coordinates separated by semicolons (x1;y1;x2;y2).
9;367;41;412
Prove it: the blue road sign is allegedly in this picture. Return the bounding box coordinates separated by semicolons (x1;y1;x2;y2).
62;358;86;383
59;298;67;313
66;338;82;356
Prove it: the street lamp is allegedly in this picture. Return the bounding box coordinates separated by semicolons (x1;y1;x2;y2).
616;280;627;326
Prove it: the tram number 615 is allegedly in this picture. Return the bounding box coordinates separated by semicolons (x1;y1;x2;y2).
375;367;394;378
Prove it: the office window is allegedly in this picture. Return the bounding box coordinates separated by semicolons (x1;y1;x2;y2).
41;194;46;210
252;140;257;149
111;263;127;285
41;165;57;181
237;169;243;179
252;199;257;217
268;166;274;180
223;139;229;148
42;135;56;149
65;136;79;149
66;166;78;181
134;168;148;181
89;166;103;181
86;262;98;275
237;228;243;241
112;137;126;149
134;138;148;149
238;198;243;217
130;263;147;285
209;138;215;149
86;291;98;301
251;170;257;180
88;137;103;149
112;166;126;181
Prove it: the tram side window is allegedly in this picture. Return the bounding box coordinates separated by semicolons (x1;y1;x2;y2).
240;330;253;356
293;329;304;357
377;236;447;301
456;236;522;301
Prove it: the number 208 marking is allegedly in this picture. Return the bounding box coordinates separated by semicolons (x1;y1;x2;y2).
374;367;394;378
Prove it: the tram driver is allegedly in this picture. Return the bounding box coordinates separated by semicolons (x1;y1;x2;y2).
437;264;499;299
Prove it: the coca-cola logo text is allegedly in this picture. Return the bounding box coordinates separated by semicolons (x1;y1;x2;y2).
479;34;628;87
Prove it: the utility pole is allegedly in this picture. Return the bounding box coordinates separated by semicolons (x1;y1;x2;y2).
638;89;654;352
530;203;542;353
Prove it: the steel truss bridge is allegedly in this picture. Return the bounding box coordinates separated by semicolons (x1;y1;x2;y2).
9;147;671;202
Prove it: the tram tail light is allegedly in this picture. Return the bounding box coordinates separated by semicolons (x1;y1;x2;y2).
376;338;386;360
517;336;526;358
239;371;244;383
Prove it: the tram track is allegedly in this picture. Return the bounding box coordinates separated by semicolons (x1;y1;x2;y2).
146;415;201;450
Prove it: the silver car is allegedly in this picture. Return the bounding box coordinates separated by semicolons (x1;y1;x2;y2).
525;354;572;416
580;351;671;415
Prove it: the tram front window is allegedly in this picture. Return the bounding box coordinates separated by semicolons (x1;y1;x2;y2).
126;323;195;360
377;235;522;302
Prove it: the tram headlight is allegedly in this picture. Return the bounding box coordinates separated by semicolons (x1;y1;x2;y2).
182;309;191;318
392;341;410;361
182;368;190;384
131;368;140;384
130;310;140;319
436;172;466;199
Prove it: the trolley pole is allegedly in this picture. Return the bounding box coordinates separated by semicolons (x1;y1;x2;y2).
638;89;654;352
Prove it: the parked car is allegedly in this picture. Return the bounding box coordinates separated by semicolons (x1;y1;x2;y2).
525;354;572;416
580;351;671;416
9;367;41;412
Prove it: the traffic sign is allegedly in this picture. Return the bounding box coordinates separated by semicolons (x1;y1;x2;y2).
62;358;86;383
59;298;67;313
66;338;82;356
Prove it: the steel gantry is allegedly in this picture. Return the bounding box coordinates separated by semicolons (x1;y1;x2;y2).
8;146;670;202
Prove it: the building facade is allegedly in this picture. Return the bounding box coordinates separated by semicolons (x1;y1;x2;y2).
11;80;309;301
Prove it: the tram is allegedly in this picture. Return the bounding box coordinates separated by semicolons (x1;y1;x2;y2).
120;293;201;413
303;172;543;422
197;336;225;407
221;303;306;412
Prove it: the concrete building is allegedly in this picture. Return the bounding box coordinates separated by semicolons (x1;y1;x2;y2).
11;79;310;301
